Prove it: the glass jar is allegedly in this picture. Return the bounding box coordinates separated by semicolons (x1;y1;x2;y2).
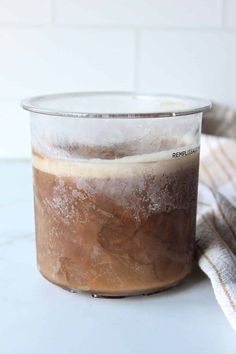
22;92;211;297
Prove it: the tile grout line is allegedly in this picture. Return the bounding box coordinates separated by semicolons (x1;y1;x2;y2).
1;23;236;32
50;0;56;27
221;0;227;28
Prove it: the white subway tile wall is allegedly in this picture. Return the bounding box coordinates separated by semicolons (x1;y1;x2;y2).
225;0;236;27
54;0;222;28
138;31;236;102
0;0;235;158
0;29;135;98
0;0;51;25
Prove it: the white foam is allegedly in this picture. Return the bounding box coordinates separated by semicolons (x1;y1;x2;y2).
32;145;199;179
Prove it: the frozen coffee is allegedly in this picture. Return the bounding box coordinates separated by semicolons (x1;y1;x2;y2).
32;141;199;297
22;92;211;297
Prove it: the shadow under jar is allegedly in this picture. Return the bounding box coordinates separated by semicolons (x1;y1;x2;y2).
22;92;211;297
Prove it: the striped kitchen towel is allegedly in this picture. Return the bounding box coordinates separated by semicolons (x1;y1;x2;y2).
197;133;236;331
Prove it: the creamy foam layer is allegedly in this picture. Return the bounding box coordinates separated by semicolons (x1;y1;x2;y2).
32;145;199;179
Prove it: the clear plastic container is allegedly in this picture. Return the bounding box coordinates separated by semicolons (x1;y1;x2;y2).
22;92;211;297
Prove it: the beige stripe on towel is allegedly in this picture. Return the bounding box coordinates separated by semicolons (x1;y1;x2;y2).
197;133;236;331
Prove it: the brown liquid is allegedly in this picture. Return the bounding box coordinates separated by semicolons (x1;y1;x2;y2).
32;145;199;296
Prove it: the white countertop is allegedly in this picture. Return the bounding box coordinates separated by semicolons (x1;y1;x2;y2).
1;161;236;354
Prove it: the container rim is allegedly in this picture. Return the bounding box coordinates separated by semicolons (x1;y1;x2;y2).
21;91;212;119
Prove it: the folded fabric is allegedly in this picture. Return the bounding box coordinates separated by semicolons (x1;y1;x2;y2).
202;103;236;139
197;133;236;331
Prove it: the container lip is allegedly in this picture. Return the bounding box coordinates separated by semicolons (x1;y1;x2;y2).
21;91;212;119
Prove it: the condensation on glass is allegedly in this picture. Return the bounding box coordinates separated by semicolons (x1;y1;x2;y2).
22;92;211;297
